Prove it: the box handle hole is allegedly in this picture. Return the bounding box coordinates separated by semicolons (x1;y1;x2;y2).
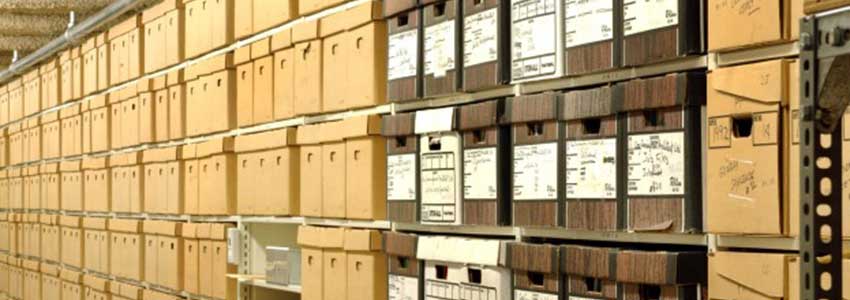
582;118;601;134
638;284;661;300
467;268;482;284
435;264;448;279
733;115;753;138
527;122;544;136
642;110;661;127
428;136;442;150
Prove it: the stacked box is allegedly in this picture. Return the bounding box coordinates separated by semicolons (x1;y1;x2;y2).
60;268;84;300
510;0;564;83
382;113;420;223
109;219;143;281
254;0;298;33
458;100;510;225
0;85;8;125
8;124;22;166
384;232;423;300
40;163;61;211
252;39;275;124
386;0;422;102
23;166;40;210
109;152;144;214
298;226;387;300
417;235;511;300
80;100;92;154
83;157;110;213
615;250;706;299
82;37;99;96
8;79;22;122
60;216;84;269
39;215;60;264
185;54;236;137
111;281;143;300
7;258;22;300
298;226;326;300
42;112;61;159
422;0;462;97
272;28;296;120
23;69;41;117
72;47;84;100
96;33;111;92
462;0;509;91
151;79;169;143
167;70;186;141
0;172;6;209
620;0;704;67
319;121;348;219
619;72;704;233
505;93;565;227
82;217;110;275
138;85;156;145
564;0;619;75
142;220;184;291
344;229;387;300
184;0;236;59
109;16;144;86
196;138;237;215
60;160;83;212
296;124;323;217
143;288;183;300
24;119;41;164
197;223;236;300
708;0;803;51
181;144;200;215
142;147;184;215
83;275;111;300
235;44;255;128
0;215;8;252
416;107;462;225
8;169;21;210
21;259;40;300
0;255;7;296
8;214;19;256
293;20;323;116
20;214;40;258
142;0;185;73
40;263;61;300
343;116;387;220
181;223;200;296
507;242;561;300
60;104;83;157
59;50;74;104
40;59;60;110
235;128;300;216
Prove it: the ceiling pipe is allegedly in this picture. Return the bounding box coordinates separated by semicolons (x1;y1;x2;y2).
0;0;145;84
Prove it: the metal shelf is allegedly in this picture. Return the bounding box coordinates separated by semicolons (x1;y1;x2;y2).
521;228;707;246
392;223;517;237
237;278;302;294
303;217;391;229
712;234;850;252
709;41;800;69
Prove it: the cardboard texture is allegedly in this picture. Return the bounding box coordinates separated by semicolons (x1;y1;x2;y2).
186;69;236;137
197;138;237;215
709;251;796;300
254;0;298;32
294;20;323;116
143;147;184;215
235;128;300;216
709;0;803;51
707;59;795;236
185;0;235;59
273;47;296;120
298;124;324;217
621;0;704;67
458;100;510;226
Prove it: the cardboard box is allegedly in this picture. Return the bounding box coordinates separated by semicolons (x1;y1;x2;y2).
416;107;462;225
254;0;298;33
97;33;110;92
122;97;141;148
89;95;110;153
81;101;92;154
321;14;349;113
510;0;564;83
82;158;110;212
40;163;61;210
142;147;184;215
41;59;61;109
168;84;186;140
60;269;84;300
709;0;803;51
320;121;347;218
8;79;23;121
253;54;274;124
197;138;236;215
709;251;795;300
60;161;83;211
341;116;387;220
153;89;169;142
616;250;706;299
384;232;422;300
322;227;347;300
235;128;300;215
82;217;110;275
235;0;254;39
184;0;235;59
59;216;83;269
707;59;794;236
143;220;184;290
182;223;200;295
298;124;323;217
297;226;325;300
23;70;42;117
460;0;508;90
344;229;387;300
82;275;110;300
182;144;200;215
457;100;509;226
299;0;325;15
40;263;61;300
387;4;422;102
138;92;155;144
235;48;254;127
347;2;388;109
109;219;143;281
621;0;704;67
619;72;705;233
110;101;123;150
293;20;323;116
82;38;99;96
186;69;236;136
197;223;236;300
505;93;565;227
417;236;511;300
39;215;61;263
0;88;8;125
273;47;296;120
109;152;144;213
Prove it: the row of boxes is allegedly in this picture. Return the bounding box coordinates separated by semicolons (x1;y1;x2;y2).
382;71;705;232
383;231;707;300
297;226;386;300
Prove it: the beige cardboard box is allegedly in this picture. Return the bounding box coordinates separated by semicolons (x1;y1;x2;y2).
206;69;236;135
253;48;274;123
22;260;41;300
184;0;205;59
344;116;386;219
254;0;298;32
273;47;296;120
82;157;110;212
709;251;796;300
143;147;183;215
344;229;386;300
298;226;325;300
299;0;325;15
41;59;61;109
72;48;84;100
323;227;347;300
236;60;255;127
82;38;99;96
90;95;110;153
298;124;323;217
82;217;110;275
707;59;795;236
168;84;186;140
122;97;141;148
8;79;23;121
156;223;184;290
83;275;110;300
182;223;200;295
709;0;804;51
139;92;155;144
96;33;110;93
60;268;83;300
154;89;169;142
235;128;300;215
23;70;41;116
110;101;123;150
198;138;236;215
109;219;143;281
321;121;346;218
320;12;349;112
210;0;235;54
81;102;92;154
294;20;323;116
197;223;236;300
40;163;60;210
60;161;83;211
235;0;254;39
0;88;7;126
346;2;386;110
39;215;60;263
41;263;61;300
109;152;144;213
164;9;184;69
182;144;200;215
60;216;83;269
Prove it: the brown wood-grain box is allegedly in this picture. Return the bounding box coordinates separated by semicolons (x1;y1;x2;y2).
620;0;704;67
458;100;510;226
386;1;422;103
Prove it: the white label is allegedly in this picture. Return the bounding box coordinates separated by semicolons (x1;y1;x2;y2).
627;132;685;195
388;30;419;80
515;289;559;300
425;280;498;300
566;138;617;199
511;0;558;80
415;107;456;134
463;147;498;199
389;275;420;300
464;8;499;67
513;143;558;200
623;0;678;36
387;154;417;201
568;296;605;300
565;0;613;47
425;20;456;78
421;151;457;222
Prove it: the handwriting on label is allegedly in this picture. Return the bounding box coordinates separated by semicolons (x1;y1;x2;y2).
713;0;761;16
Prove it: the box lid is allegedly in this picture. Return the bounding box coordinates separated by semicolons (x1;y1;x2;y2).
181;223;198;238
22;259;39;271
152;74;167;90
181;143;198;159
109;15;141;39
319;120;344;142
82;217;108;230
620;72;706;112
708;59;789;117
709;251;791;299
142;220;182;236
616;250;706;285
41;262;59;276
59;160;81;172
234;45;252;65
293;20;320;42
167;69;184;86
109;152;142;167
40;162;58;173
83;274;110;291
60;268;83;283
562;86;618;120
234;128;297;152
504;92;563;124
271;28;294;51
251;38;271;59
59;103;81;119
320;9;350;37
560;245;616;278
82;157;107;170
108;219;141;233
81;37;97;53
322;227;345;248
296;124;323;145
142;147;180;163
297;226;324;247
205;223;232;240
340;115;382;139
343;229;382;251
417;236;505;267
384;0;418;17
415;107;456;134
90;94;108;109
60;216;82;227
506;243;560;274
197;137;235;157
96;32;109;46
39;214;59;225
142;0;182;23
383;232;418;258
458;100;503;130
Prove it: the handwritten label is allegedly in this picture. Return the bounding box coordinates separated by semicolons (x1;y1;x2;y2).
708;117;731;148
516;289;559;300
752;113;778;145
713;0;762;16
513;143;558;200
389;275;420;300
565;0;613;48
425;20;456;78
566;138;617;199
387;154;417;201
388;30;419;80
511;0;558;80
623;0;678;36
464;8;499;67
464;147;498;199
627;132;685;195
421;134;459;222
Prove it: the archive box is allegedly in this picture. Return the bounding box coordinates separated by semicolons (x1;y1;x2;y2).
142;147;184;215
185;61;236;137
0;217;8;251
8;125;22;166
23;166;40;210
272;29;296;120
197;223;236;300
235;44;255;128
168;83;186;141
253;0;298;33
561;245;617;300
382;113;420;223
23;69;41;117
707;59;798;236
462;0;509;91
507;242;561;300
386;0;422;102
620;0;704;67
510;0;564;83
505;93;565;227
41;263;61;300
254;39;276;124
83;217;110;275
384;232;423;300
620;72;704;233
7;259;21;300
293;20;324;116
342;116;387;220
184;0;235;59
417;235;511;300
265;246;301;286
112;281;144;300
708;0;803;51
617;250;706;300
0;256;7;296
197;138;237;215
60;268;84;300
563;86;621;231
82;37;99;96
83;275;110;300
0;86;6;125
39;215;60;264
138;91;155;144
41;58;60;109
235;128;300;216
182;223;200;295
41;163;61;211
60;103;83;157
297;124;323;217
72;46;84;100
423;0;462;97
97;32;110;92
142;0;185;73
416;107;462;225
348;1;389;110
20;214;39;257
297;226;325;300
564;0;619;75
23;119;41;164
153;86;169;143
60;216;84;269
8;79;22;122
0;173;6;210
109;219;143;281
345;229;388;300
83;157;110;213
322;229;348;300
109;152;144;214
89;95;110;153
320;11;350;113
142;220;184;291
8;169;21;210
108;15;144;86
458;100;510;226
182;144;200;215
22;259;40;300
60;160;84;212
81;99;92;154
